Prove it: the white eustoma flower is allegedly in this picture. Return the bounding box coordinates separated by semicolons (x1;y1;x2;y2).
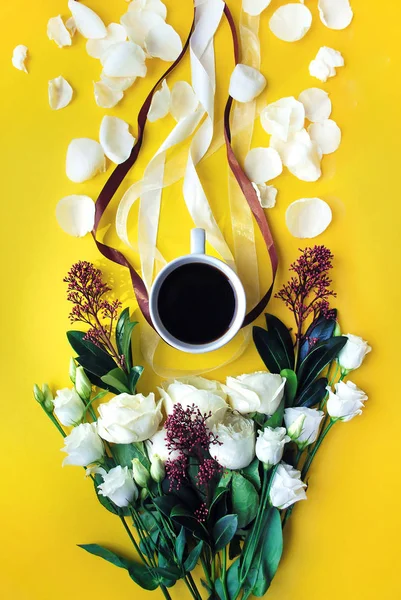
97;393;162;443
210;412;255;470
269;462;307;510
338;334;372;371
327;381;368;422
61;422;104;466
225;372;286;416
159;380;228;429
53;387;85;426
284;407;324;449
97;466;138;507
145;428;179;463
255;426;289;467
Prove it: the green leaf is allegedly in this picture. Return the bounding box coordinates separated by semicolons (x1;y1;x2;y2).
156;566;181;580
129;366;144;393
231;473;259;529
297;336;347;391
212;514;238;552
170;506;209;542
217;470;233;489
152;495;181;518
214;578;225;600
113;442;150;470
175;527;186;564
67;331;114;363
253;315;294;374
116;308;130;356
184;540;203;572
241;458;261;492
265;398;285;428
101;368;131;394
281;369;298;407
227;559;241;599
210;487;230;511
76;352;115;379
229;537;242;560
128;562;159;591
115;308;138;371
78;544;129;569
296;377;328;408
298;310;338;363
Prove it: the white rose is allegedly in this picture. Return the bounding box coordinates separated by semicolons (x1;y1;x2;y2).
338;334;371;371
145;428;180;463
210;411;255;470
61;422;104;466
284;407;324;449
255;426;289;467
97;393;162;444
225;372;286;415
53;387;85;426
160;380;228;428
269;462;307;510
97;466;138;508
327;380;368;422
178;376;227;399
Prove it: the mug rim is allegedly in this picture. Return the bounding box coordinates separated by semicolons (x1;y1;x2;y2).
149;254;246;354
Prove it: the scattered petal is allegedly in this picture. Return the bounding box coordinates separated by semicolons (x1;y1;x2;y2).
269;4;312;42
100;72;136;91
101;41;147;78
121;10;164;48
66;138;106;183
65;17;77;37
252;183;278;208
94;81;124;108
86;23;127;59
56;195;95;237
229;64;267;103
128;0;167;20
48;76;73;110
243;0;272;16
308;119;341;154
148;79;171;122
260;96;305;141
67;0;107;39
318;0;353;30
244;147;282;184
12;45;28;73
271;129;322;182
145;21;183;61
286;197;332;238
309;47;344;82
99;116;135;164
298;88;331;122
170;81;198;121
47;16;72;48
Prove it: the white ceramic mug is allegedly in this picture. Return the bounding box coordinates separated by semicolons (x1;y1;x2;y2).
149;229;246;354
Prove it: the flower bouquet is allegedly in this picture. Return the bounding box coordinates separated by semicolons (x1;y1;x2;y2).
34;246;370;599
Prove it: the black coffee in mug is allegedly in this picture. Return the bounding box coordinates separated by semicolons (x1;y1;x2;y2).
157;262;236;345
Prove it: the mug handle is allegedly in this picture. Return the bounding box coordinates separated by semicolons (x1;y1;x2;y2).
191;228;206;255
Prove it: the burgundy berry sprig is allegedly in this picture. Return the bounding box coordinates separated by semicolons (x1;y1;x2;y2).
64;261;125;369
275;246;337;350
164;404;221;494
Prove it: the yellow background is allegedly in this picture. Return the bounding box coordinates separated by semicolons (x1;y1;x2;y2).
1;0;400;598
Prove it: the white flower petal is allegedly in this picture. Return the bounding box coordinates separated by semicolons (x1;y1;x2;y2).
308;119;341;154
243;0;272;17
94;81;124;108
269;4;312;42
128;0;167;20
244;147;282;184
65;17;77;37
148;79;170;122
298;88;331;122
100;72;136;91
271;129;322;181
56;195;95;237
170;81;198;121
101;41;147;78
318;0;353;30
47;16;72;48
12;45;28;73
99;116;135;164
121;10;164;48
252;183;278;209
145;21;182;61
229;64;267;103
286;197;332;238
309;47;344;82
86;23;127;59
48;76;73;110
260;96;305;141
66;138;106;183
67;0;107;39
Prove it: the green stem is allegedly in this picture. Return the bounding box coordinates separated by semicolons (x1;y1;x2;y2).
185;572;202;600
221;546;229;600
119;516;149;567
201;552;213;589
302;420;335;480
42;407;66;438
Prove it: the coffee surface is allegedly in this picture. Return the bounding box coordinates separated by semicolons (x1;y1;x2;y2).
157;263;236;345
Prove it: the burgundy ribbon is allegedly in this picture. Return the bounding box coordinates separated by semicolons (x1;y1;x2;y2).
92;3;278;332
